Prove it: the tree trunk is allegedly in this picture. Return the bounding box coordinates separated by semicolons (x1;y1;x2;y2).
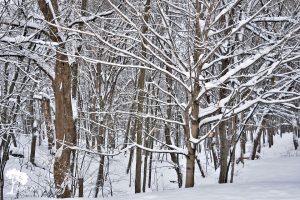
184;0;203;188
0;133;11;200
240;131;246;154
196;157;205;178
148;139;153;189
251;114;267;160
230;117;237;183
229;147;236;183
0;150;8;200
126;119;137;174
0;169;4;200
30;135;37;164
134;0;151;193
293;127;299;150
89;94;97;149
37;1;77;197
250;129;254;142
262;130;266;144
185;147;196;187
218;3;235;183
218;120;228;183
78;178;83;198
218;58;230;184
53;52;77;198
122;114;132;150
142;150;148;192
95;155;105;197
268;130;274;148
296;122;300;138
29;92;37;164
165;65;182;188
184;87;200;188
95;121;106;197
135;124;143;193
211;142;219;170
42;97;54;151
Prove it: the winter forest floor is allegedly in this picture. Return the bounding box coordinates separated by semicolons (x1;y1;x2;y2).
6;133;300;200
97;158;300;200
83;134;300;200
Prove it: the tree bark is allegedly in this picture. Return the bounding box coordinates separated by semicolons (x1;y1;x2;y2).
251;115;267;160
134;0;151;193
142;149;148;192
211;141;219;170
218;58;230;184
37;1;77;197
29;93;37;164
78;178;84;197
184;0;203;188
148;139;153;189
95;155;105;197
42;97;54;151
185;146;196;187
196;157;205;178
217;1;235;183
95;121;106;198
30;135;37;164
218;120;228;183
268;130;274;148
293;128;299;150
53;50;77;198
230;117;237;183
0;133;11;200
240;132;246;153
0;171;3;200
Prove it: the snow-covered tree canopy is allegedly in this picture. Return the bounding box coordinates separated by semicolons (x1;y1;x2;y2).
0;0;299;198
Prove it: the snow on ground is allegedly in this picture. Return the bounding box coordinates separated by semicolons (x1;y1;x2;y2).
6;133;300;200
20;155;300;200
71;157;299;200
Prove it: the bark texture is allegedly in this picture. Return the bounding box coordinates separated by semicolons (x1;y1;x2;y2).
37;1;77;197
135;0;151;193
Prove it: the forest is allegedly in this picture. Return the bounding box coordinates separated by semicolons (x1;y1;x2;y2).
0;0;300;199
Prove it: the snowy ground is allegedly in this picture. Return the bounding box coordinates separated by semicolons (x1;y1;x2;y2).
5;133;300;200
20;156;300;200
71;157;299;200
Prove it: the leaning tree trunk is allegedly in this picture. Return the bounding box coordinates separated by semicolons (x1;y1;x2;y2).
251;114;267;160
37;1;77;197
